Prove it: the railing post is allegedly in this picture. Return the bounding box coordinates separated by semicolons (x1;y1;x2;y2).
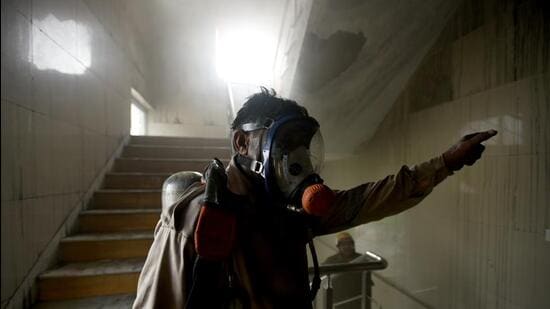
324;274;333;309
310;251;387;309
361;271;372;309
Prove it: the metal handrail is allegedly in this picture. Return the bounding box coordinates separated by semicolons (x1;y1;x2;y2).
308;251;388;275
309;251;388;309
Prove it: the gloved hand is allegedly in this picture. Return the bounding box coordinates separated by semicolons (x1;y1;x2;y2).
443;129;498;171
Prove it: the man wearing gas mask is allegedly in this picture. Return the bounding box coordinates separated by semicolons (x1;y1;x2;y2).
133;88;497;309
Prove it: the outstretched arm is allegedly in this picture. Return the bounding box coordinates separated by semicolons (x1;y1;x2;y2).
316;130;497;235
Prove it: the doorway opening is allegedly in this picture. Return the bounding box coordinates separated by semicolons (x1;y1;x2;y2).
131;102;146;136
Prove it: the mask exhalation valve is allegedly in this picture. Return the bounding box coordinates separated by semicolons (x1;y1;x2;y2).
301;183;335;217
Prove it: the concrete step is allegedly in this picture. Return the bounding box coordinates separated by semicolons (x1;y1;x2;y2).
32;293;135;308
122;144;231;159
113;158;219;173
38;258;143;301
129;135;229;147
60;232;153;262
103;173;171;190
93;190;161;209
78;209;160;233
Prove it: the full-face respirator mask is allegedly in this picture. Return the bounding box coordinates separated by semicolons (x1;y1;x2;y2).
235;114;335;217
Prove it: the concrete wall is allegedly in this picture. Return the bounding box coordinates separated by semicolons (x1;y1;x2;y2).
291;0;459;157
1;0;149;306
317;0;549;307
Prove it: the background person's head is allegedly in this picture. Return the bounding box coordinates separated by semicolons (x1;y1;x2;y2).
336;232;357;258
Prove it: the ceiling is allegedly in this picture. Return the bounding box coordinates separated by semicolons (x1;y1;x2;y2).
126;0;287;127
291;0;459;157
127;0;459;157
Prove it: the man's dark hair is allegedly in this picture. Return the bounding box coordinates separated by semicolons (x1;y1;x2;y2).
231;87;308;130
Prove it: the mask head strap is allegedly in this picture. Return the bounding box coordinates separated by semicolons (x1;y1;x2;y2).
239;118;274;132
234;118;271;176
238;114;320;201
235;154;264;175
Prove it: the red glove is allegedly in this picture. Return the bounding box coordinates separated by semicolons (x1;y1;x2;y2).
443;130;498;171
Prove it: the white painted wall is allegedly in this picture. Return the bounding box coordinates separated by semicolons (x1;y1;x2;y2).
1;0;150;306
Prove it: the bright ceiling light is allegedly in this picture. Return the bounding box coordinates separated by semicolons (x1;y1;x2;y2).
216;27;276;85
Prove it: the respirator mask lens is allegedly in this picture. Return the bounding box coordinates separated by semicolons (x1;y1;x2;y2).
270;119;325;199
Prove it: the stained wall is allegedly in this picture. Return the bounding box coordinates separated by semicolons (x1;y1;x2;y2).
291;0;459;157
1;0;149;306
318;0;549;307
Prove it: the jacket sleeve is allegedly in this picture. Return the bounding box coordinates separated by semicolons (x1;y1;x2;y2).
316;155;452;235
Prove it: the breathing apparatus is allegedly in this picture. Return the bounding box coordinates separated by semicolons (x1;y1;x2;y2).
186;113;336;307
235;113;336;217
234;113;336;301
187;159;243;309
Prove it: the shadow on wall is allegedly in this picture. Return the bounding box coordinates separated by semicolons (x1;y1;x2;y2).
294;30;367;92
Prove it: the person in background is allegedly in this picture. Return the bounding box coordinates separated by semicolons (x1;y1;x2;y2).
322;232;364;309
323;232;361;264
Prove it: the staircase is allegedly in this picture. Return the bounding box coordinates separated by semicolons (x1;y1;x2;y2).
33;136;231;308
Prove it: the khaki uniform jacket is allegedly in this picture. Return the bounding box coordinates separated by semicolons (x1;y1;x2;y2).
133;156;451;309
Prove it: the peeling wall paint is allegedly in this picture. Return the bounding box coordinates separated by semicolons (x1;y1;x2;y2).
294;30;366;92
291;0;459;157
